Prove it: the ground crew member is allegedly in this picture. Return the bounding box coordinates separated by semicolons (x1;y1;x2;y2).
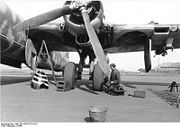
102;63;124;95
168;81;178;92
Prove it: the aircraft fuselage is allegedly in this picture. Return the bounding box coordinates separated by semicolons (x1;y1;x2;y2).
0;1;26;68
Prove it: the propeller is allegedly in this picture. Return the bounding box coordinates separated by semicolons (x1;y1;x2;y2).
13;5;77;32
81;7;110;76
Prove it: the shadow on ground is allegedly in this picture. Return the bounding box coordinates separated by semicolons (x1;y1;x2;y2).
84;117;91;122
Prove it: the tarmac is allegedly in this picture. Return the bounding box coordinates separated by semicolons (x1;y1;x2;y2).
1;74;180;122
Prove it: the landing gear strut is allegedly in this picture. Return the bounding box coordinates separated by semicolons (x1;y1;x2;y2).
144;39;152;72
74;49;105;91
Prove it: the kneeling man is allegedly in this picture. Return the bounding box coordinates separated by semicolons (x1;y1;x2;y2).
102;63;124;95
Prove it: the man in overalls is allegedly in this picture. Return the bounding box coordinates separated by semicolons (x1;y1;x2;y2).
102;63;124;95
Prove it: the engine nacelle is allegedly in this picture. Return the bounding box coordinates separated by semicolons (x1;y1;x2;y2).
63;1;104;36
144;39;152;72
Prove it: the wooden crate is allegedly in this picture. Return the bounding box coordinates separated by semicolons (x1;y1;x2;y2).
134;90;145;98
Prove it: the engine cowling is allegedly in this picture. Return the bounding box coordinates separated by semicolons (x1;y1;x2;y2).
63;1;104;36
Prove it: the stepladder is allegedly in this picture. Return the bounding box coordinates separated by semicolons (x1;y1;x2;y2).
33;40;66;91
177;91;180;108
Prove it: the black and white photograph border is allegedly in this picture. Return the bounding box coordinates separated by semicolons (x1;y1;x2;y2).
1;0;180;126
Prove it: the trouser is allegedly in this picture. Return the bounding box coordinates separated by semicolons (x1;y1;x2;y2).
108;84;120;92
102;82;119;91
102;82;124;95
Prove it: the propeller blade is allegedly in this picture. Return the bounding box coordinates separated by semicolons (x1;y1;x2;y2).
81;9;110;76
13;5;72;32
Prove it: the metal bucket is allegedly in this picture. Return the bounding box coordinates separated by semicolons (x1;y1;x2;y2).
89;105;108;122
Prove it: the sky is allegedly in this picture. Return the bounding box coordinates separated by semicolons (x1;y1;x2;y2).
2;0;180;71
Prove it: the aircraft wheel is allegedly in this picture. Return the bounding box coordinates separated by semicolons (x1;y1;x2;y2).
64;62;76;91
93;63;104;91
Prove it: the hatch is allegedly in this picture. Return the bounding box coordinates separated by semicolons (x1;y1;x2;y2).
154;27;170;34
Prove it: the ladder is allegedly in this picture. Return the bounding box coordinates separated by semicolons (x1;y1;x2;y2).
34;40;65;91
177;91;180;108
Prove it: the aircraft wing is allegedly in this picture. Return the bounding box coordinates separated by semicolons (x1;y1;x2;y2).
27;23;77;52
106;24;180;54
32;23;180;54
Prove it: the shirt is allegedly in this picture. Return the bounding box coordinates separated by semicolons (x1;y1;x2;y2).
110;69;121;85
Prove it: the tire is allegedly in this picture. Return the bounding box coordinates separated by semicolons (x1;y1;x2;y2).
64;62;76;91
93;63;104;91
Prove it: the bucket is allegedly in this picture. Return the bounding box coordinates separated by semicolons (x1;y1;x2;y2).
89;105;108;122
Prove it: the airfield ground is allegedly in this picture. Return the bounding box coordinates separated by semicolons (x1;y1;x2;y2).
1;67;180;122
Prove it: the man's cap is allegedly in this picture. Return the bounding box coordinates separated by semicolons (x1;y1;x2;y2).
110;63;116;68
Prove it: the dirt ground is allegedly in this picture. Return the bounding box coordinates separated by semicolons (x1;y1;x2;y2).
1;70;180;122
